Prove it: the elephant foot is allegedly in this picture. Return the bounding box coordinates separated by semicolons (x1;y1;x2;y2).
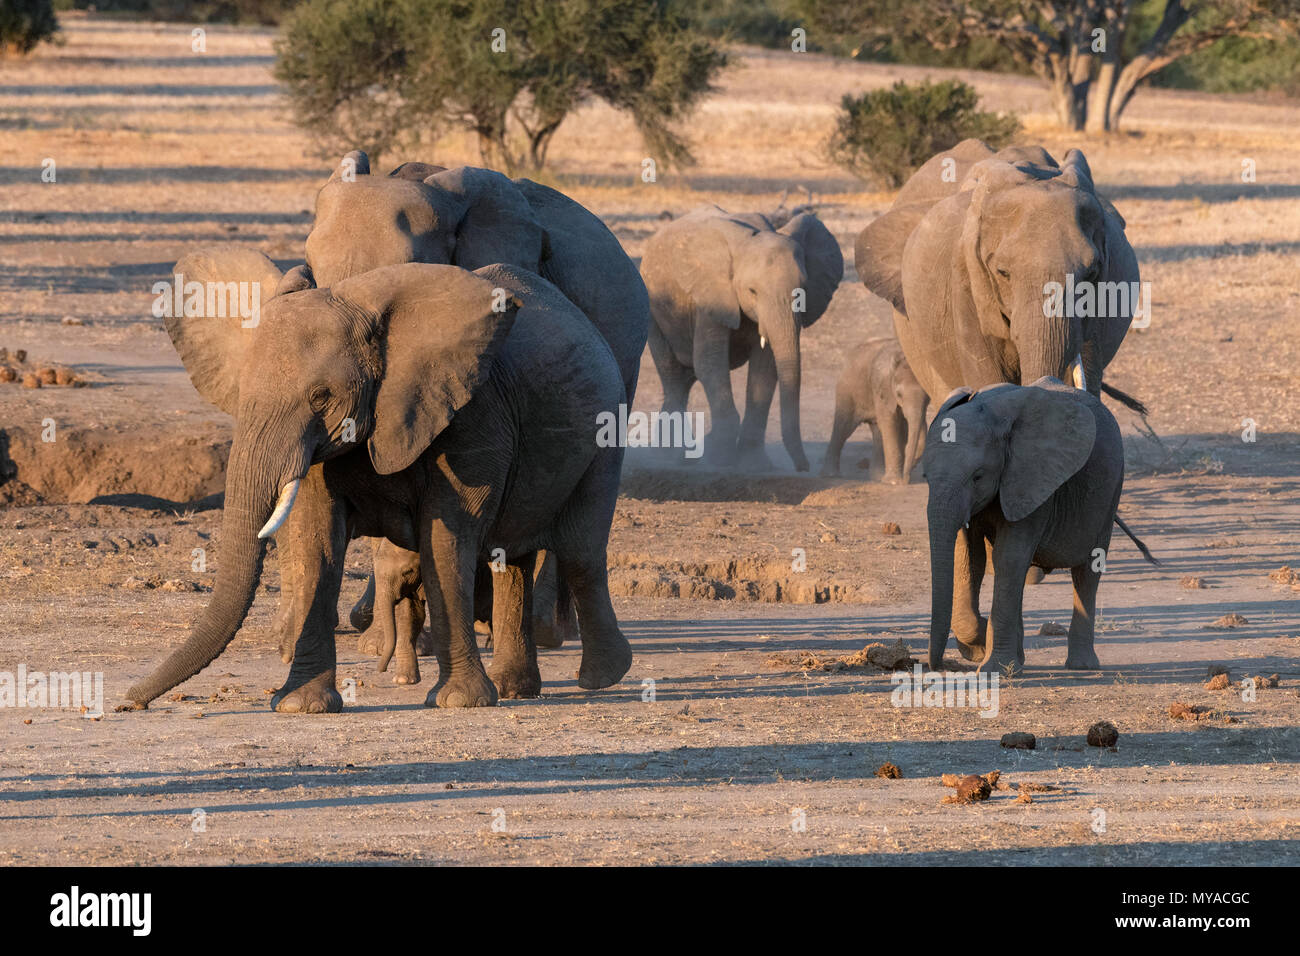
576;632;633;690
819;460;841;478
427;667;498;708
532;620;565;649
881;471;905;485
1065;649;1101;670
357;627;383;656
272;672;343;714
490;659;542;699
735;443;775;473
977;652;1022;677
393;660;421;685
956;636;986;662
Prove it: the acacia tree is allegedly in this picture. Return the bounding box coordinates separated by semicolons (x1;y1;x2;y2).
798;0;1300;131
276;0;727;172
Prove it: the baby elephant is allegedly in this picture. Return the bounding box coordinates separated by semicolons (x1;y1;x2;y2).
821;337;928;481
923;377;1150;673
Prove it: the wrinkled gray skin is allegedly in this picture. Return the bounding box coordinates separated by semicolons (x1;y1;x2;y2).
856;139;1139;403
640;205;843;472
821;336;929;482
923;377;1124;674
287;151;646;669
124;261;631;712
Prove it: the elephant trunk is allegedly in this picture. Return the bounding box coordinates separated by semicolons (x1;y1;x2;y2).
926;494;965;669
126;438;285;707
764;299;807;472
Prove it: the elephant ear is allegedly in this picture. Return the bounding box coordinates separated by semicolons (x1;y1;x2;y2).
1058;149;1094;191
275;263;315;296
332;263;520;475
165;247;284;415
934;386;974;418
855;201;931;314
779;212;843;326
388;161;446;181
329;149;371;181
989;386;1097;522
423;167;545;272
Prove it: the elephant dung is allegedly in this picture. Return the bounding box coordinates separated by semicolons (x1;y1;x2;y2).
880;522;902;535
1000;732;1036;750
1206;664;1231;680
1206;673;1230;691
874;762;902;779
1086;720;1119;748
37;367;57;385
21;372;40;389
942;774;992;804
0;366;15;383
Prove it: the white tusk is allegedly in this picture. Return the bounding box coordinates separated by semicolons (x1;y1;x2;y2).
257;478;301;539
1070;355;1087;391
760;335;768;350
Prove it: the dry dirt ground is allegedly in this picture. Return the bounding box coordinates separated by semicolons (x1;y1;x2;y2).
0;14;1297;865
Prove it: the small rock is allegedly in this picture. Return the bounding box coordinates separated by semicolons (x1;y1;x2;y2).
874;762;901;779
1000;732;1037;750
1039;622;1069;636
1086;720;1119;748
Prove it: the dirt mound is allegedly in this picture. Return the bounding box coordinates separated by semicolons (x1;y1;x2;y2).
0;423;230;505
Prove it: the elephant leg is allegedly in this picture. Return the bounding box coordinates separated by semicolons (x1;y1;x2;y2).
488;551;541;699
531;550;575;649
952;527;988;661
1066;564;1103;669
649;322;694;416
737;341;777;471
877;404;908;484
349;550;376;633
867;421;886;477
272;465;347;714
983;528;1036;675
693;319;741;467
391;590;425;684
271;529;299;664
554;451;632;691
902;403;926;482
820;387;858;477
420;519;497;709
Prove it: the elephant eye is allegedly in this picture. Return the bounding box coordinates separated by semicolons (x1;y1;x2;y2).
972;470;984;483
309;385;331;411
996;268;1011;279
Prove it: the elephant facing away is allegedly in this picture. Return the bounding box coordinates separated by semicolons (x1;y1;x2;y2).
124;261;631;713
923;377;1153;674
855;140;1143;412
640;205;843;472
821;336;929;482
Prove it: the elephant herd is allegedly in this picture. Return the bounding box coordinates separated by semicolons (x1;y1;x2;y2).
123;138;1153;714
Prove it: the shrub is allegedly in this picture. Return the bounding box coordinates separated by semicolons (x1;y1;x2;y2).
1;0;59;55
827;79;1020;188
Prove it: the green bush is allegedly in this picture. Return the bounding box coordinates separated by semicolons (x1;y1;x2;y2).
1;0;59;54
827;79;1020;188
57;0;298;25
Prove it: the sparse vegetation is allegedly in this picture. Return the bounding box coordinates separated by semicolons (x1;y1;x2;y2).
826;79;1020;188
275;0;728;172
1;0;59;55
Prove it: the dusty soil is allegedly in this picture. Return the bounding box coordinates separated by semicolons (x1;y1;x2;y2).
0;15;1297;865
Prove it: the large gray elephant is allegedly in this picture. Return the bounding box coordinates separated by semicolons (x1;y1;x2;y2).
923;377;1154;674
640;205;843;472
123;261;631;713
276;152;649;670
855;140;1144;412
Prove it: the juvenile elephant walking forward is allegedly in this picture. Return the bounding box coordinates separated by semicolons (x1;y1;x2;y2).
923;378;1153;673
821;336;929;482
124;262;631;712
640;205;843;472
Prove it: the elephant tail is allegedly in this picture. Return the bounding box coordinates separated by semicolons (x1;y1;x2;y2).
1114;515;1160;565
1100;381;1148;417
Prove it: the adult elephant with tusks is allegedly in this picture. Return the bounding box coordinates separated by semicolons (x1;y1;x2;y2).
640;205;843;471
121;261;631;713
855;139;1146;413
